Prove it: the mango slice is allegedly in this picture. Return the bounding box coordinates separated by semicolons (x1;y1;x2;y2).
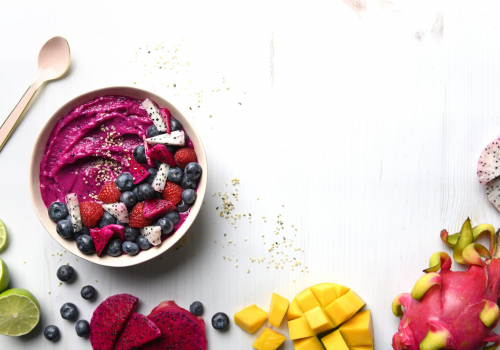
310;283;350;308
304;306;334;334
295;288;321;313
292;336;323;350
324;290;366;327
287;298;304;321
349;346;374;350
339;310;374;346
234;304;268;333
252;327;286;350
288;316;314;340
269;293;289;327
321;330;349;350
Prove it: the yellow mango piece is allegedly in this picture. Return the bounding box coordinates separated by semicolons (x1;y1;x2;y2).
311;283;350;307
252;327;286;350
304;306;334;334
295;288;321;313
321;330;349;350
324;290;365;327
339;310;374;346
269;293;289;327
234;304;268;333
288;316;314;340
292;336;324;350
349;347;374;350
287;298;304;321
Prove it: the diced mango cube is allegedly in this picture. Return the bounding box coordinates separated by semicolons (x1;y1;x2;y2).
234;304;268;333
304;306;334;334
311;283;350;307
324;290;365;327
321;330;349;350
288;317;314;340
339;310;374;346
269;293;289;327
292;336;323;350
295;288;321;313
252;327;286;350
287;298;304;321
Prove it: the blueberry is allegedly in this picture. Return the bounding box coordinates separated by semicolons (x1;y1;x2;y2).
148;125;163;138
168;167;183;183
116;220;125;227
75;320;90;337
165;211;180;225
60;302;78;321
190;301;204;316
81;285;96;300
48;202;69;222
124;226;140;241
98;211;116;228
120;191;137;211
170;118;182;132
154;191;163;199
133;145;147;164
57;265;75;282
145;168;158;185
56;219;74;239
44;325;60;341
181;176;198;190
137;183;155;201
182;189;197;204
116;172;134;192
76;235;95;255
184;162;202;180
122;241;139;255
66;215;71;221
212;312;229;330
184;133;190;147
136;235;152;250
166;145;179;155
157;217;174;236
106;238;122;257
177;200;191;212
73;226;90;241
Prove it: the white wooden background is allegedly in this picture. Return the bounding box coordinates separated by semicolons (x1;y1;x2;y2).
2;0;500;348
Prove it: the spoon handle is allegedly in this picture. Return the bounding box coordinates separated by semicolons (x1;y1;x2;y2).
0;78;44;152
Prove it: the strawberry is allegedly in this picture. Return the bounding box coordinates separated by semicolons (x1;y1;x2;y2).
174;147;197;170
161;181;183;205
97;182;122;204
80;202;104;228
129;202;154;228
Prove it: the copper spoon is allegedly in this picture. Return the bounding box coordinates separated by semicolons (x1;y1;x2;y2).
0;36;70;151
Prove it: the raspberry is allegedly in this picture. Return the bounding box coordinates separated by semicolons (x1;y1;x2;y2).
80;202;104;228
161;181;183;205
129;202;154;228
97;182;122;204
174;147;197;170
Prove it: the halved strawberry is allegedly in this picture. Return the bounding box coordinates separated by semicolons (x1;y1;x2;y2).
129;202;154;228
161;181;183;205
80;202;104;228
98;182;122;204
174;147;197;170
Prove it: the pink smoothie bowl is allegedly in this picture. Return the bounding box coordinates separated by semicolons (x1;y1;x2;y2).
29;86;208;267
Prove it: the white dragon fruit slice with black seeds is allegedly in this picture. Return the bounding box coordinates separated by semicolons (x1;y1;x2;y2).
65;193;82;232
140;226;161;246
477;135;500;185
486;177;500;211
102;203;129;224
142;98;166;132
152;163;169;192
146;130;185;146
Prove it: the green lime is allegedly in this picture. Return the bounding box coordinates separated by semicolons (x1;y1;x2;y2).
0;288;40;336
0;219;7;253
0;258;9;293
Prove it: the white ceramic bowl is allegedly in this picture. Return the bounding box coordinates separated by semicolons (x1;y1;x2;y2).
29;86;207;267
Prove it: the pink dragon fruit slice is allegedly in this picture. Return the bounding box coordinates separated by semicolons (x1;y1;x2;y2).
477;135;500;185
143;199;176;219
146;130;185;146
142;98;166;132
140;226;162;246
90;227;114;257
146;144;175;166
142;301;207;350
104;224;125;241
130;157;149;184
143;135;154;166
102;202;129;223
113;313;161;350
65;193;82;232
89;294;139;350
160;107;171;134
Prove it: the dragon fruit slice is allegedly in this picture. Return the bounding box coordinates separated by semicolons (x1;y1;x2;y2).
130;157;149;184
65;193;82;232
142;98;166;132
90;227;114;257
104;224;125;241
113;312;161;350
143;135;154;166
392;218;500;350
477;135;500;185
146;130;185;146
102;203;129;224
146;144;175;166
142;301;207;350
160;107;171;134
486;177;500;211
152;163;169;192
143;199;176;219
140;226;162;246
89;294;139;350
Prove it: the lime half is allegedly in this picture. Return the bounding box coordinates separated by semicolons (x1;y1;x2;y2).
0;219;7;253
0;288;40;336
0;258;9;293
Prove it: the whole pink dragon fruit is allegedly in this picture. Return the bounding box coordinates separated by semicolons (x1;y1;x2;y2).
392;218;500;350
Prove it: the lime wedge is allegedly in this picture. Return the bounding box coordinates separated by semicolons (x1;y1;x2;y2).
0;258;9;293
0;219;7;253
0;288;40;336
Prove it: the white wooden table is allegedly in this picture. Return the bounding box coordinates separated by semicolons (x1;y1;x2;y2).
1;0;499;348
